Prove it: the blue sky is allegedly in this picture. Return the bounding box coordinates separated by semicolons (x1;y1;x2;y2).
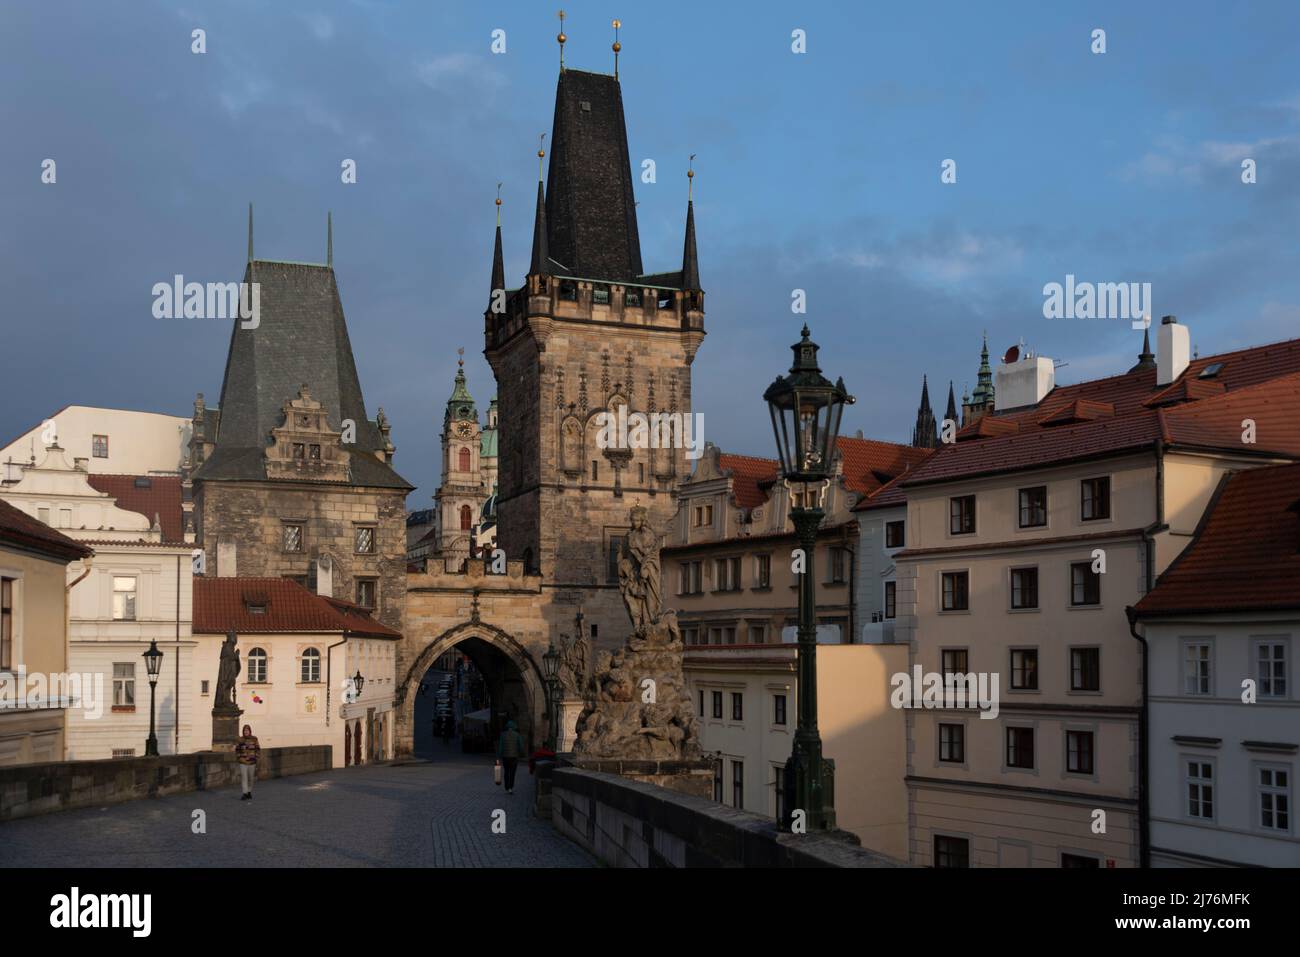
2;0;1298;500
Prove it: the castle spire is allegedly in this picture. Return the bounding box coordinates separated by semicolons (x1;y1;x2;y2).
945;380;958;426
912;375;938;448
681;158;700;291
530;138;551;276
490;187;505;298
1128;323;1156;372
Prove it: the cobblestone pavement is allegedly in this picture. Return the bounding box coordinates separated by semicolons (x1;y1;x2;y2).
0;746;595;868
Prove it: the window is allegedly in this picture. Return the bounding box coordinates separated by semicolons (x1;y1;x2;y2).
692;504;713;527
309;444;321;461
1071;648;1101;692
711;691;722;719
1183;641;1212;695
1070;562;1100;606
731;692;744;721
678;561;702;595
458;447;471;472
201;680;209;695
714;557;741;592
248;647;268;683
38;507;49;525
941;571;969;611
283;523;303;553
1255;640;1288;697
941;649;968;676
591;460;599;482
301;647;321;684
732;760;744;809
1066;730;1095;774
1061;854;1100;868
592;286;609;305
1006;727;1035;769
59;508;72;528
885;520;905;548
356;578;377;609
112;663;135;708
112;577;137;621
1018;486;1047;528
697;689;704;716
292;442;305;460
713;760;723;802
774;765;785;820
1258;766;1290;832
459;505;472;531
939;723;965;763
111;748;136;758
755;554;771;588
934;835;969;868
828;547;847;584
355;525;375;554
949;495;975;535
884;581;897;619
1010;567;1038;609
1;577;13;671
708;625;736;645
92;434;109;458
1186;760;1214;819
607;536;625;584
1010;649;1038;690
773;694;787;725
1081;476;1110;521
749;622;768;644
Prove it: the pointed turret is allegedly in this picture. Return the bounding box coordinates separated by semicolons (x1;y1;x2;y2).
445;353;478;425
1128;324;1156;372
912;375;938;448
945;381;958;426
529;180;550;276
681;199;701;291
490;223;505;297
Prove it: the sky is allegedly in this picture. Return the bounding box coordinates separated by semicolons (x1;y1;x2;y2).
2;0;1298;502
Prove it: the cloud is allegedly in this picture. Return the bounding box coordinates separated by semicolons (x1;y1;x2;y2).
301;14;334;42
415;54;505;94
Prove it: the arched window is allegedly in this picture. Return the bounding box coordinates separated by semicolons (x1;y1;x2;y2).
458;446;471;472
460;504;472;530
300;647;321;684
248;648;268;683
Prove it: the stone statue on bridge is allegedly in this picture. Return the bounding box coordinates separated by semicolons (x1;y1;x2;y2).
211;630;244;751
573;506;701;762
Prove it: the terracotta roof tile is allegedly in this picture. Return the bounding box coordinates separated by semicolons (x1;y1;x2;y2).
193;577;400;638
1134;462;1300;615
717;453;779;509
86;474;184;542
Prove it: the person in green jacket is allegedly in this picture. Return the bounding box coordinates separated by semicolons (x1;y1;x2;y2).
496;720;525;794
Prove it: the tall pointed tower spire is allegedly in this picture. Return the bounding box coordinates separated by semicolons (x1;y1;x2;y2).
912;375;938;448
490;186;505;298
530;137;551;276
326;210;333;267
945;380;958;427
1128;324;1156;372
970;332;995;413
681;158;700;291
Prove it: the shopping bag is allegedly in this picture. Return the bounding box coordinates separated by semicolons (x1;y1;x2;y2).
494;760;503;786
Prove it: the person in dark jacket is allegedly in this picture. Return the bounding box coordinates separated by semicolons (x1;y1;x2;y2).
236;724;260;800
496;720;525;794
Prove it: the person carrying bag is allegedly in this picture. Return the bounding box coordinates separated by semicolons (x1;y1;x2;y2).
495;720;525;794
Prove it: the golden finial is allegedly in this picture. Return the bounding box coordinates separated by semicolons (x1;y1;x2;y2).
687;153;696;200
458;346;465;369
612;19;621;79
495;182;502;226
557;10;566;70
537;133;547;181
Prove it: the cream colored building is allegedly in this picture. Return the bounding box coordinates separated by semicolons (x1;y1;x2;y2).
193;577;399;766
0;500;94;765
685;642;908;859
0;405;190;483
893;325;1300;867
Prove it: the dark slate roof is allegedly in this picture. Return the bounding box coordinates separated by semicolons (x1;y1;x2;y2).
545;70;643;282
681;200;701;291
194;261;411;490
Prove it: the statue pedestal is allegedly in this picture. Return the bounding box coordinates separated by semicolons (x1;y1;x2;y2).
555;698;585;752
568;756;716;799
211;706;244;752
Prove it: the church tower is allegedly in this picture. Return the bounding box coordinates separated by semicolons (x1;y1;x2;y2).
962;334;996;426
435;355;484;560
911;375;938;448
483;60;705;644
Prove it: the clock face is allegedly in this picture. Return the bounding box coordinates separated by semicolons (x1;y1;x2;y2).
455;422;473;438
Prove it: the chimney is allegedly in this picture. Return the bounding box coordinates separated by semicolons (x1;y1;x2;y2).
217;540;237;578
1157;315;1190;386
995;352;1055;411
315;555;333;598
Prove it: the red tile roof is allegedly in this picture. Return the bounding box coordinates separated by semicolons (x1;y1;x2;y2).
0;499;94;562
86;474;184;542
1134;462;1300;615
193;577;401;638
835;437;933;495
904;339;1300;486
717;453;779;509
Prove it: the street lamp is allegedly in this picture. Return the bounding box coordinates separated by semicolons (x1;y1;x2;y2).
542;641;561;751
763;324;854;832
352;669;365;698
142;640;163;757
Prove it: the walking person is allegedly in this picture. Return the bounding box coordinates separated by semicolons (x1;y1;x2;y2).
496;719;525;795
236;724;260;800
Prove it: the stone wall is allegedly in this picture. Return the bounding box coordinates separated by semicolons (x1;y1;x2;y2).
196;479;407;632
550;766;907;868
0;745;330;822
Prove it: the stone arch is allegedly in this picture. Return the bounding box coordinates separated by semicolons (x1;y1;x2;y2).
394;619;549;759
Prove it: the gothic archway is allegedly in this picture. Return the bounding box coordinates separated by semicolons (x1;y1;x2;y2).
394;620;549;760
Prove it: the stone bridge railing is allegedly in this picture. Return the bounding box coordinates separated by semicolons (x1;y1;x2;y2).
545;765;907;868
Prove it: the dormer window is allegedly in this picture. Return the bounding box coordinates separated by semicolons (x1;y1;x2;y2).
246;602;267;615
292;443;305;460
1198;362;1225;379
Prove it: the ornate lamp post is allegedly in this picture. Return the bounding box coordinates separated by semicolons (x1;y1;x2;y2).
763;324;854;832
142;640;164;757
542;641;561;751
352;669;365;698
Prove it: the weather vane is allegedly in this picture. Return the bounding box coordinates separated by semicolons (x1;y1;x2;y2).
495;182;502;226
612;19;621;79
557;10;566;70
688;153;696;201
538;133;547;180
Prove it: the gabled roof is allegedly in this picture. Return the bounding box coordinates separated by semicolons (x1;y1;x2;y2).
1134;462;1300;615
904;338;1300;486
0;499;93;562
836;437;934;496
717;453;778;509
544;70;643;283
194;260;411;490
193;577;401;637
86;474;183;542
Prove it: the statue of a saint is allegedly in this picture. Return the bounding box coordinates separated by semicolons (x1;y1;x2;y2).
215;630;241;708
618;505;661;631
